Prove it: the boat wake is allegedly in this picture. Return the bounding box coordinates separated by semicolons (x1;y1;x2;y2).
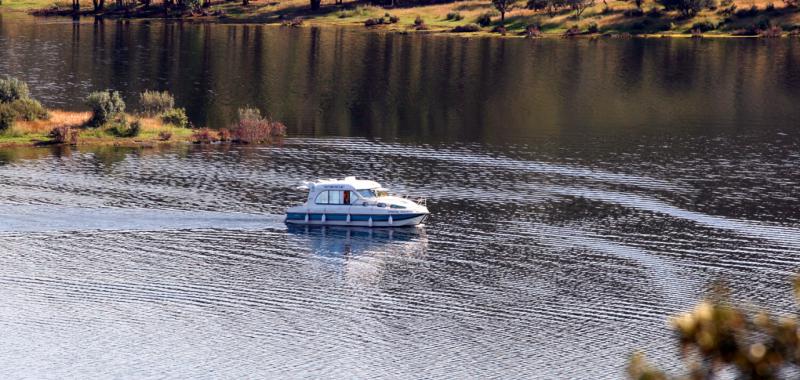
0;204;283;233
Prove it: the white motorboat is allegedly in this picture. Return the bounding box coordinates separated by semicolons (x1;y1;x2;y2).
285;177;429;227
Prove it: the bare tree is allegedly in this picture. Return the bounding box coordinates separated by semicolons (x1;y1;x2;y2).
567;0;593;19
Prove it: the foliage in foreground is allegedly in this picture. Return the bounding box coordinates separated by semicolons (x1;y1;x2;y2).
630;279;800;380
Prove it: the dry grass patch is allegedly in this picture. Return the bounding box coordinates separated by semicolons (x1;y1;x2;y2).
12;110;90;135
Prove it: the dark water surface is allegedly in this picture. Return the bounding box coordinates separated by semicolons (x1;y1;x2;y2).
2;13;800;379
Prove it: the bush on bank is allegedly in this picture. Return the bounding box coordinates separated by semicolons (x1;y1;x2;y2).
229;107;285;144
139;90;175;116
160;107;189;128
0;77;49;133
0;76;31;103
0;82;288;147
86;90;125;128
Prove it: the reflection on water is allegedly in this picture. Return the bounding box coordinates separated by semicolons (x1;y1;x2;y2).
2;15;800;143
287;225;428;258
288;225;429;286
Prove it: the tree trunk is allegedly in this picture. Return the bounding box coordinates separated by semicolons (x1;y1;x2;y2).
242;0;248;5
310;0;320;10
500;10;505;23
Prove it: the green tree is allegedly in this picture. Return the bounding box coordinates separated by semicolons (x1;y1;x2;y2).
492;0;518;24
658;0;703;16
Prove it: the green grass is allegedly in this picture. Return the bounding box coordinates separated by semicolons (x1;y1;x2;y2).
0;0;63;10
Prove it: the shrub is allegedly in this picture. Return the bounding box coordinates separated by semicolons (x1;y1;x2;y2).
217;128;231;141
139;90;174;116
646;6;663;16
492;25;508;34
230;107;285;144
191;128;216;144
527;0;547;9
587;22;599;33
446;11;464;21
160;107;189;128
563;25;581;36
691;20;716;31
735;4;758;17
755;15;771;30
414;15;424;26
364;18;383;26
630;276;800;379
477;12;493;27
86;90;125;128
760;25;782;37
389;15;399;23
113;119;142;137
49;126;74;144
765;2;775;11
8;98;48;121
0;104;14;132
105;114;132;137
453;23;481;32
0;76;30;103
624;8;645;16
158;131;173;141
524;24;542;37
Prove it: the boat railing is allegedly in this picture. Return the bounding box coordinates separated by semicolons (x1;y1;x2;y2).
402;195;426;207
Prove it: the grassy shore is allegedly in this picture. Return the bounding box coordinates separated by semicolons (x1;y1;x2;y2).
0;110;194;147
4;0;800;37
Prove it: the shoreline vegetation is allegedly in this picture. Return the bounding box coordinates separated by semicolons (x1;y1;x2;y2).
0;77;285;148
3;0;800;38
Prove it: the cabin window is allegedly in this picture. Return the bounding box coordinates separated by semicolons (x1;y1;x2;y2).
329;191;342;205
315;191;329;204
315;190;354;205
358;189;376;198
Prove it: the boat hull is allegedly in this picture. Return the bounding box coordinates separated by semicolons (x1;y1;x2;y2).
285;212;428;227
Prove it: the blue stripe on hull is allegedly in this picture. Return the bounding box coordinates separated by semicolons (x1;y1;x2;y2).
285;213;426;222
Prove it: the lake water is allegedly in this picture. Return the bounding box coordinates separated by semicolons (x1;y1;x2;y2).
2;13;800;379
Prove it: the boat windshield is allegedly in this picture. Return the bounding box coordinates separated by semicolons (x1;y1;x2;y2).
357;189;388;198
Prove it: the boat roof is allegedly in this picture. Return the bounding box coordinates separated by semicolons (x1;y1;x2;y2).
304;177;382;191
